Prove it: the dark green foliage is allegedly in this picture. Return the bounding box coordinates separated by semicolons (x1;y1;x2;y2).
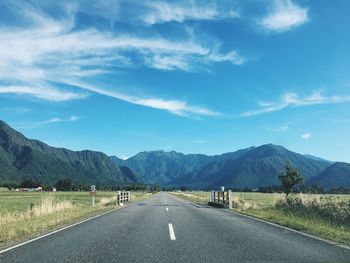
278;161;304;197
258;185;283;193
20;178;42;188
55;178;73;191
180;185;187;191
309;184;326;194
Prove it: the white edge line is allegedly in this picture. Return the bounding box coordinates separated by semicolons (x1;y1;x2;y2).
230;210;350;251
168;223;176;241
169;193;350;251
0;207;123;255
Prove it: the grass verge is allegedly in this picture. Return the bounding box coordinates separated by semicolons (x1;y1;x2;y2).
239;207;350;246
171;191;350;247
0;191;152;247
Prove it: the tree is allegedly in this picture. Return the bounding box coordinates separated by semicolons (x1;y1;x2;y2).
20;178;42;188
180;185;187;192
55;178;73;191
278;161;304;198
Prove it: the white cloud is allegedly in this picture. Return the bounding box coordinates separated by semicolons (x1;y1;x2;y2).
65;81;220;117
0;85;87;102
38;116;79;125
0;107;31;114
13;115;79;129
0;2;239;117
242;91;350;117
260;0;309;32
140;1;239;25
301;133;312;140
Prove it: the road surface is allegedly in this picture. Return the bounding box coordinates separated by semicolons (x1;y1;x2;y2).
1;192;349;262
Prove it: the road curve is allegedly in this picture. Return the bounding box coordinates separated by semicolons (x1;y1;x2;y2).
1;192;349;262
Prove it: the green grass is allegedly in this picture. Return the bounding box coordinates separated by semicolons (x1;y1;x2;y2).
242;207;350;246
171;191;350;246
0;190;152;246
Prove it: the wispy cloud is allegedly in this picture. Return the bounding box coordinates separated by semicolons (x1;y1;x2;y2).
242;91;350;117
65;81;220;117
0;1;240;117
13;115;79;129
138;1;239;25
0;85;87;102
0;107;31;114
301;133;312;140
260;0;309;32
39;116;79;125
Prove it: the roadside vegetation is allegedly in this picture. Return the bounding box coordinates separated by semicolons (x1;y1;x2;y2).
171;191;350;246
0;189;152;246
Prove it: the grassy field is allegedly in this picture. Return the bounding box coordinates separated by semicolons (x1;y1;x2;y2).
171;191;350;246
0;189;152;246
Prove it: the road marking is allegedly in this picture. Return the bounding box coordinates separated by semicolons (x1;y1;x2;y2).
0;208;123;255
230;210;350;251
168;223;176;241
166;207;169;211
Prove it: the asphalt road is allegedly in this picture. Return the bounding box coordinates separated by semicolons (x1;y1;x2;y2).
1;192;350;262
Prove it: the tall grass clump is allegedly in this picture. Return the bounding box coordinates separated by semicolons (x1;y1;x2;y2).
98;196;116;207
275;194;350;226
232;195;259;210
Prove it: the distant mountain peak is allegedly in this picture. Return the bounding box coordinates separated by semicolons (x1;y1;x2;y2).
0;119;143;186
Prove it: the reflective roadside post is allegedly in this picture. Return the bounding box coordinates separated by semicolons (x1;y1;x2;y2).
90;185;96;206
228;190;232;209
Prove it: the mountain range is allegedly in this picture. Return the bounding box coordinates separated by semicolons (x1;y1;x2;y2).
0;120;142;186
1;119;349;189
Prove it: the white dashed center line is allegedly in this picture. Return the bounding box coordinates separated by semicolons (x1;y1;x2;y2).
168;223;176;241
166;207;169;211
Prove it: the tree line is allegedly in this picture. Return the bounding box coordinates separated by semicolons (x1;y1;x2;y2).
1;178;161;192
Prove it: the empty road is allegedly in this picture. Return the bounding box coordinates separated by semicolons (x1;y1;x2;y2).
1;192;350;262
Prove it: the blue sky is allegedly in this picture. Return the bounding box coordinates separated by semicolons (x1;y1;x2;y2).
0;0;349;162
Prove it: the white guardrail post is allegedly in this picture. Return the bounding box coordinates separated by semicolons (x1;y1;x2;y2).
228;190;232;209
116;191;131;206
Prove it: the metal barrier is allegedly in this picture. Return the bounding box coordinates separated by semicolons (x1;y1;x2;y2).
208;190;232;209
117;191;131;205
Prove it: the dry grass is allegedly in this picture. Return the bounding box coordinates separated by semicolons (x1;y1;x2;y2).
0;191;152;246
0;196;103;244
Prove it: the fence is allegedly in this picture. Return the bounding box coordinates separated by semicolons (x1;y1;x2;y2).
208;190;232;209
117;191;131;205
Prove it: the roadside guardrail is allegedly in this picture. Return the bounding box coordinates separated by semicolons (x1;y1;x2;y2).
117;191;131;205
208;187;232;209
